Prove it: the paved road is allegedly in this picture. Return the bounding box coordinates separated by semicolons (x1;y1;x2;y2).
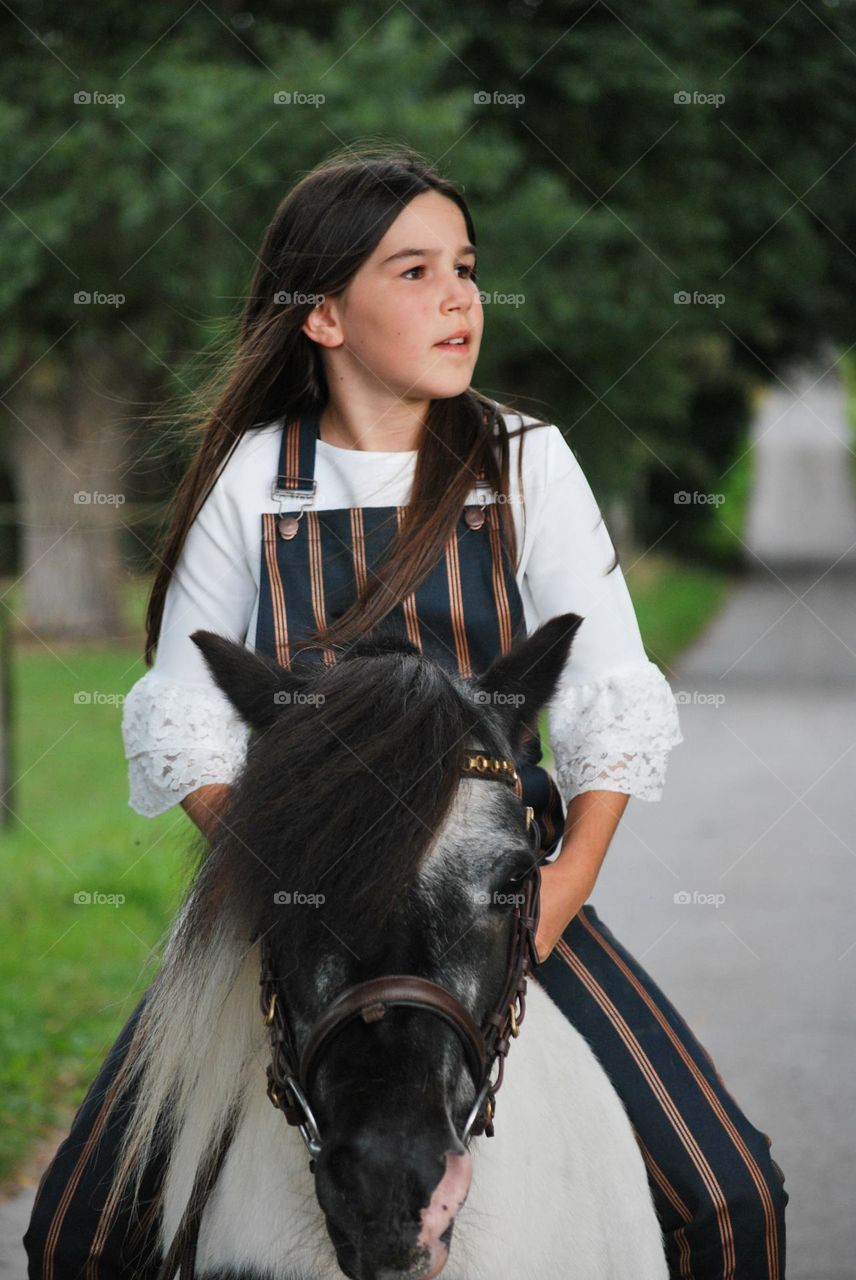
3;360;854;1278
594;358;856;1279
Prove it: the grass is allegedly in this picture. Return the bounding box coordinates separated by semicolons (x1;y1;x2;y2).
0;551;731;1182
0;581;200;1181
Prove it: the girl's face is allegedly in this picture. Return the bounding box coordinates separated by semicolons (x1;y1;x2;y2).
306;190;483;407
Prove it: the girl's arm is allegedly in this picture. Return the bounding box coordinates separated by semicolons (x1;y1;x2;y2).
535;791;629;960
180;780;233;839
519;422;684;960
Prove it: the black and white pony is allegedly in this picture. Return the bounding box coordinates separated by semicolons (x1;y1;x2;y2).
110;614;668;1280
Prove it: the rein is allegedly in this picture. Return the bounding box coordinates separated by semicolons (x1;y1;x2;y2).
155;751;541;1280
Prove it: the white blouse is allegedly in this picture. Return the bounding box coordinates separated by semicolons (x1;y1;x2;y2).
121;412;684;818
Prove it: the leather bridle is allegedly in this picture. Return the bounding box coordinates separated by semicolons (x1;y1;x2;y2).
155;750;542;1279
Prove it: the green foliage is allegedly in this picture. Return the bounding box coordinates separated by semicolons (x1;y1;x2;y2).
2;0;854;533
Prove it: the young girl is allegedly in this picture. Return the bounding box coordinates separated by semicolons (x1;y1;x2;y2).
24;146;787;1280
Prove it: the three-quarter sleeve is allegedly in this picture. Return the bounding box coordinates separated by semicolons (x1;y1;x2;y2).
521;424;684;804
121;450;256;818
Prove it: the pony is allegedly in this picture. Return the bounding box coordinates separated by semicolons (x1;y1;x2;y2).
110;613;668;1279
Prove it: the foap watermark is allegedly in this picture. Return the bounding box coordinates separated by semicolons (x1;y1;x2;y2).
274;890;325;907
273;290;325;306
273;690;325;706
74;890;126;907
73;690;126;706
674;490;725;507
674;290;725;309
273;90;325;107
674;90;725;108
674;890;726;909
473;689;526;707
473;90;525;108
73;291;125;309
477;289;525;309
74;89;125;108
73;490;126;505
675;689;726;708
473;889;526;907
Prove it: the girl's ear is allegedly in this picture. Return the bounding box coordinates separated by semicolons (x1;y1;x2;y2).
190;630;309;734
475;612;585;752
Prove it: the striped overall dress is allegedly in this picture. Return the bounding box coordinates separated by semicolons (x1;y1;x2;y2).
24;409;788;1280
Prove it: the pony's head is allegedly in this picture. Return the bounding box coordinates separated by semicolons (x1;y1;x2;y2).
143;614;581;1280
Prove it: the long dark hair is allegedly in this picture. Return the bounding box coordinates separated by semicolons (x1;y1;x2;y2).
143;142;615;667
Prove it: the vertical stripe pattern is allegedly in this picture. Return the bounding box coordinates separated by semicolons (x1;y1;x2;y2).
24;995;167;1280
531;905;787;1279
443;528;472;677
485;502;515;654
261;513;291;669
395;506;422;651
575;909;782;1280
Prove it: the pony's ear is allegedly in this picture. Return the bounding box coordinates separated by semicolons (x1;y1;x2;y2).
190;630;308;734
474;613;585;751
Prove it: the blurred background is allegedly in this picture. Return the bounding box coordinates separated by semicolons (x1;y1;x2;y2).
1;3;855;1276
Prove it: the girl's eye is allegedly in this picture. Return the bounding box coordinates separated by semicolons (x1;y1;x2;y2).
401;264;478;280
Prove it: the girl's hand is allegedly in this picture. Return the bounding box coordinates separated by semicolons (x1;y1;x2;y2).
533;857;591;965
180;782;232;840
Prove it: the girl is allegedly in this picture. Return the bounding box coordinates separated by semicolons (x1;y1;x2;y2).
24;145;787;1280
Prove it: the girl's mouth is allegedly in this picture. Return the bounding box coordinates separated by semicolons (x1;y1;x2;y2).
434;335;470;353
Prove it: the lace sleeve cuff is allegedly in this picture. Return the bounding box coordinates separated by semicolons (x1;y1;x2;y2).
121;671;251;818
548;662;684;805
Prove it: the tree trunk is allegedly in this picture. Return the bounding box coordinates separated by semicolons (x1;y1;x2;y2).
7;345;126;638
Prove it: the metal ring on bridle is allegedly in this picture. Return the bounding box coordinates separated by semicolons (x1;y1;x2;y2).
284;1074;323;1158
461;1076;495;1143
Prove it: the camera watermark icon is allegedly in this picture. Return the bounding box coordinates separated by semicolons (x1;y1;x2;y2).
473;91;525;107
273;290;325;306
73;90;126;108
273;890;325;907
674;690;726;708
272;690;325;706
73;291;125;309
473;689;526;707
674;290;725;309
477;290;525;308
674;490;725;507
674;90;725;108
73;490;126;505
674;890;726;908
273;90;325;107
473;889;527;907
73;690;126;706
74;890;126;907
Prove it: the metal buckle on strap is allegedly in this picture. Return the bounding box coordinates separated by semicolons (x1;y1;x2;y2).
463;481;496;504
271;477;317;506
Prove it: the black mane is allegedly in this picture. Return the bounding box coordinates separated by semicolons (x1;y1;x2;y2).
189;644;510;963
